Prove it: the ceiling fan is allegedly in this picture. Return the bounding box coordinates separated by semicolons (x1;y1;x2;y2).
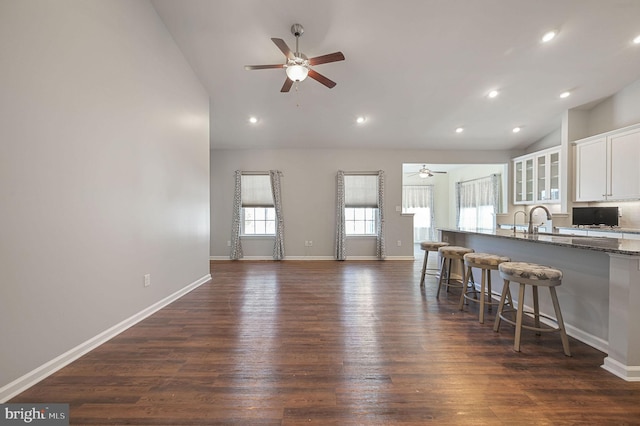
410;165;448;178
244;23;345;92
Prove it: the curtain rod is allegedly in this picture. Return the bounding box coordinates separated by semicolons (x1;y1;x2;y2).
342;171;382;175
240;171;283;176
457;173;500;184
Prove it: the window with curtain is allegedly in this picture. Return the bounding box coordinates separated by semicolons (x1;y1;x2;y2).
456;174;501;232
344;174;379;235
336;171;385;260
402;185;435;241
241;174;275;235
230;170;285;260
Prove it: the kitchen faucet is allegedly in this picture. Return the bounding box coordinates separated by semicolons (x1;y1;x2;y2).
513;210;527;233
528;205;552;234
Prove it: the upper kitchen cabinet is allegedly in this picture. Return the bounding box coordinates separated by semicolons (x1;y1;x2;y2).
513;146;561;205
574;123;640;202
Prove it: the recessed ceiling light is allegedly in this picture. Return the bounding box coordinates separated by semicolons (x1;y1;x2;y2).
248;116;258;124
356;116;366;124
541;30;557;43
560;91;571;98
633;35;640;44
513;127;522;133
455;127;464;133
488;90;499;99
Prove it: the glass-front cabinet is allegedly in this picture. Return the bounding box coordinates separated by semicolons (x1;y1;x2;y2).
513;147;561;205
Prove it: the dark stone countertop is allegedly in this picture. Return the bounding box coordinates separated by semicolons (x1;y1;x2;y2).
439;228;640;256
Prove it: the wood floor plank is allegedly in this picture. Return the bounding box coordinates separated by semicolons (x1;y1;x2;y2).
10;259;640;425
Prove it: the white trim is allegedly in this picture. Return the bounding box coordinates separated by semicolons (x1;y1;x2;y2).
602;357;640;381
0;274;211;403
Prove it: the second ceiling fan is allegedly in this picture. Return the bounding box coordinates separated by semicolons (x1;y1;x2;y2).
244;23;345;92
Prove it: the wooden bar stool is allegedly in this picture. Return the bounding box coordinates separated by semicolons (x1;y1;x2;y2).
419;241;449;287
437;246;474;298
493;262;571;356
458;252;511;323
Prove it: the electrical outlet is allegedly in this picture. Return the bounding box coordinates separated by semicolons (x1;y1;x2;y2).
227;240;231;247
308;240;313;247
144;274;151;287
397;240;402;246
442;235;449;242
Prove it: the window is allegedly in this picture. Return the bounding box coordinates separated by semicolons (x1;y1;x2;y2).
241;174;275;236
345;207;377;235
344;174;378;236
456;174;501;232
243;207;275;235
402;185;435;241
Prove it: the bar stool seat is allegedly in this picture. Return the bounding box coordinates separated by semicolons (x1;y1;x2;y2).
458;252;511;323
437;246;474;298
419;241;449;287
493;261;571;356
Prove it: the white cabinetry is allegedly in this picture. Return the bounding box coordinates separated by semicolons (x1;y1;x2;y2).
574;124;640;202
513;147;560;205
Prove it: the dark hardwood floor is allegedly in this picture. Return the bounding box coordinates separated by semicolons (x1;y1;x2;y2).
11;259;640;425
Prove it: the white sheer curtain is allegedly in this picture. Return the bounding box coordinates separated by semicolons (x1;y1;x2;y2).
456;174;501;231
402;185;435;241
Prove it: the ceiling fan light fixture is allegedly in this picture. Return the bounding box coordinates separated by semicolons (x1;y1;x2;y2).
285;64;309;82
418;171;429;178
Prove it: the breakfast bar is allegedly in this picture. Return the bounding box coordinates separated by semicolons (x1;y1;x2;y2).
439;228;640;381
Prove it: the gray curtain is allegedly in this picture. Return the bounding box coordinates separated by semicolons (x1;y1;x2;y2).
335;171;346;260
270;170;285;260
376;170;386;259
230;170;243;260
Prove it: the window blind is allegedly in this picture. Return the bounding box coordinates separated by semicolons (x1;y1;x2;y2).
344;175;378;207
241;174;273;207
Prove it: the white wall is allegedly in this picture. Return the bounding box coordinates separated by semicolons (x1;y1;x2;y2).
0;1;210;395
586;78;640;136
210;149;514;258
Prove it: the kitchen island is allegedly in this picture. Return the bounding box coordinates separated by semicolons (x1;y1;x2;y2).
439;228;640;381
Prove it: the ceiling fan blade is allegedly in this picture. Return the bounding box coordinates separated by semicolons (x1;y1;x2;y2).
244;64;285;70
431;171;447;174
308;52;345;66
280;78;294;93
271;38;294;60
308;69;336;89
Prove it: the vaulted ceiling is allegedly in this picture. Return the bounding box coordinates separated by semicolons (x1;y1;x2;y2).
152;0;640;151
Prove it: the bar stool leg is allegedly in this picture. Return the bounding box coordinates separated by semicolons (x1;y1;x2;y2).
493;279;511;332
550;287;572;357
436;257;449;298
479;269;487;324
420;250;429;287
532;285;541;336
487;272;493;312
514;283;526;352
458;265;473;310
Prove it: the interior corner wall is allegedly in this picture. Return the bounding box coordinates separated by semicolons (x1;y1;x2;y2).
209;149;512;258
0;1;210;392
586;77;640;136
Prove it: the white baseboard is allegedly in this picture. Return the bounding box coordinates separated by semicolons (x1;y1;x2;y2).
602;357;640;381
0;274;211;403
